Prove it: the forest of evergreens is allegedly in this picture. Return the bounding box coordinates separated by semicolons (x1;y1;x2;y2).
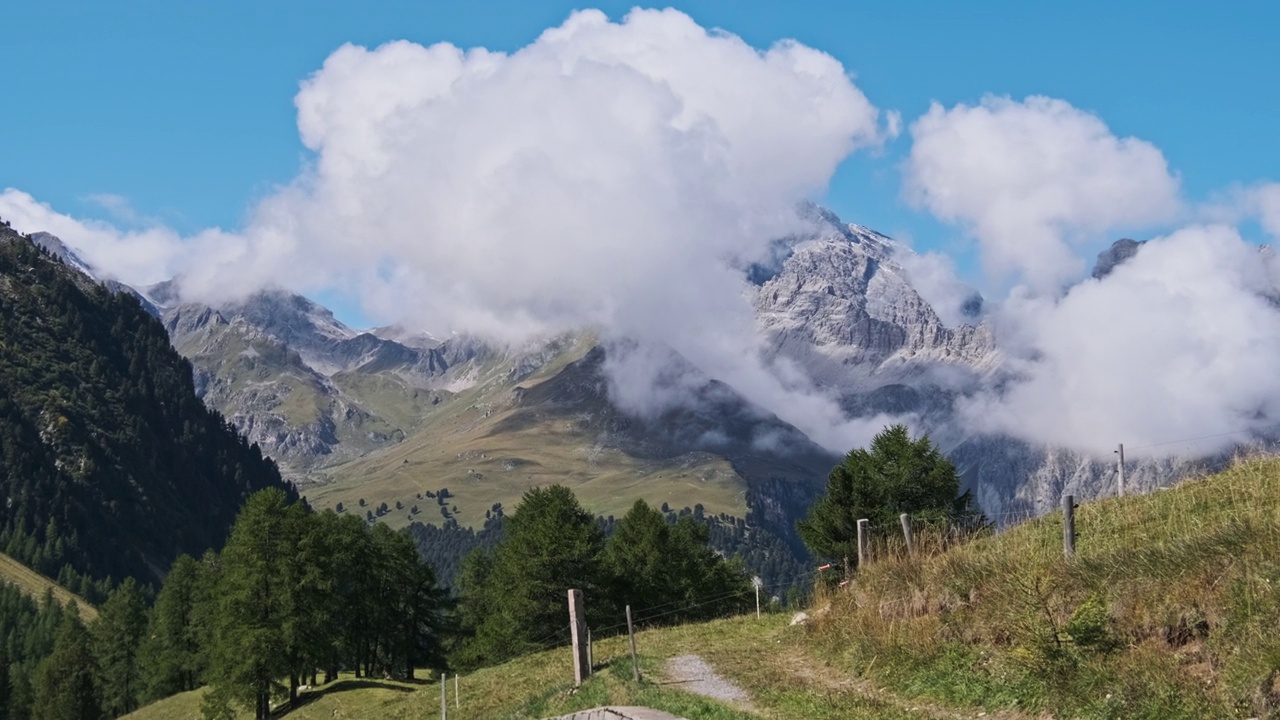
0;226;294;594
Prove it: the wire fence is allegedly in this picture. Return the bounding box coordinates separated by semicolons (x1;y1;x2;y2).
843;456;1280;576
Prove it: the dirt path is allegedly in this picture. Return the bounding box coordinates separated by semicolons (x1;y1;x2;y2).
664;654;753;710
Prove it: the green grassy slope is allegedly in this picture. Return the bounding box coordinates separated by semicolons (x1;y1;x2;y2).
804;454;1280;719
131;455;1280;720
305;337;759;529
124;615;935;720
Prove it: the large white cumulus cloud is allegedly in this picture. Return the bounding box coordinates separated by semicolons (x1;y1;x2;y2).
905;95;1182;293
226;7;894;343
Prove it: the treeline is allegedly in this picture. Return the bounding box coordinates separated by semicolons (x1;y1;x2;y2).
452;487;753;670
0;487;446;720
409;501;806;598
404;508;505;589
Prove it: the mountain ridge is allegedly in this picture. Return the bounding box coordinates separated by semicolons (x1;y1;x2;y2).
0;222;295;588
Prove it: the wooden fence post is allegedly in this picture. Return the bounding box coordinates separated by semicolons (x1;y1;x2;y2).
440;672;447;720
454;674;458;710
1062;495;1076;560
626;604;640;682
899;513;915;556
857;518;870;567
568;589;589;687
1116;444;1126;497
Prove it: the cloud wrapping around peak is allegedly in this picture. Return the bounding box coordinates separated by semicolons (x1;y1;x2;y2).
904;95;1182;293
960;224;1280;454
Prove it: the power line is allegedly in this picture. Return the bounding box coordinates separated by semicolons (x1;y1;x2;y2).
1127;423;1280;451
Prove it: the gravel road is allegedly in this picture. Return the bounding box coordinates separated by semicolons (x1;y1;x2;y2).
665;654;749;704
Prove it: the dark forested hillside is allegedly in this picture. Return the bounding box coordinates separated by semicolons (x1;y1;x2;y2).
0;222;294;591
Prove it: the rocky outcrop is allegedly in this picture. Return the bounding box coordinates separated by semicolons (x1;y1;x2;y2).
1091;238;1145;279
754;219;998;392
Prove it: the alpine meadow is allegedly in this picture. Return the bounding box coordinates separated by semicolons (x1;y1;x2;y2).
2;3;1279;719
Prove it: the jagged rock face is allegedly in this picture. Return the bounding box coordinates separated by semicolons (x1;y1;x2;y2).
754;221;997;391
159;293;481;483
948;435;1238;525
1092;238;1146;279
26;219;1244;520
30;231;162;316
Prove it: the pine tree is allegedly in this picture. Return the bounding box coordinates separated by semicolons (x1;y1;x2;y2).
455;486;605;668
93;577;148;716
602;500;670;613
367;524;447;680
602;500;750;623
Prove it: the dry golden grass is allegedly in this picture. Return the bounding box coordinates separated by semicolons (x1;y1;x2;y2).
0;551;97;621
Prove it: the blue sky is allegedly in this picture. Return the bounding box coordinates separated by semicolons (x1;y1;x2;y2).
2;1;1277;323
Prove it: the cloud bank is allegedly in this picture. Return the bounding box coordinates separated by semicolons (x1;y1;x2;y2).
902;96;1280;456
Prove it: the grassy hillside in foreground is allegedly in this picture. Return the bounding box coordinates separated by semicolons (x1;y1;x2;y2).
124;614;937;720
0;551;97;621
806;454;1280;719
128;456;1280;720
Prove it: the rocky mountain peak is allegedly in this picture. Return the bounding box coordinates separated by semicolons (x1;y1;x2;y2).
754;212;997;391
1091;238;1146;279
29;231;96;278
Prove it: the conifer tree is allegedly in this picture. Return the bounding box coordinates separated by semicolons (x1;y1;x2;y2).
798;424;978;569
603;500;750;622
32;605;100;720
202;488;300;720
141;555;205;702
93;577;148;716
455;486;605;668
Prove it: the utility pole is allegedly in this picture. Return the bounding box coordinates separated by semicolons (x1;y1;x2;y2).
1115;443;1126;497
